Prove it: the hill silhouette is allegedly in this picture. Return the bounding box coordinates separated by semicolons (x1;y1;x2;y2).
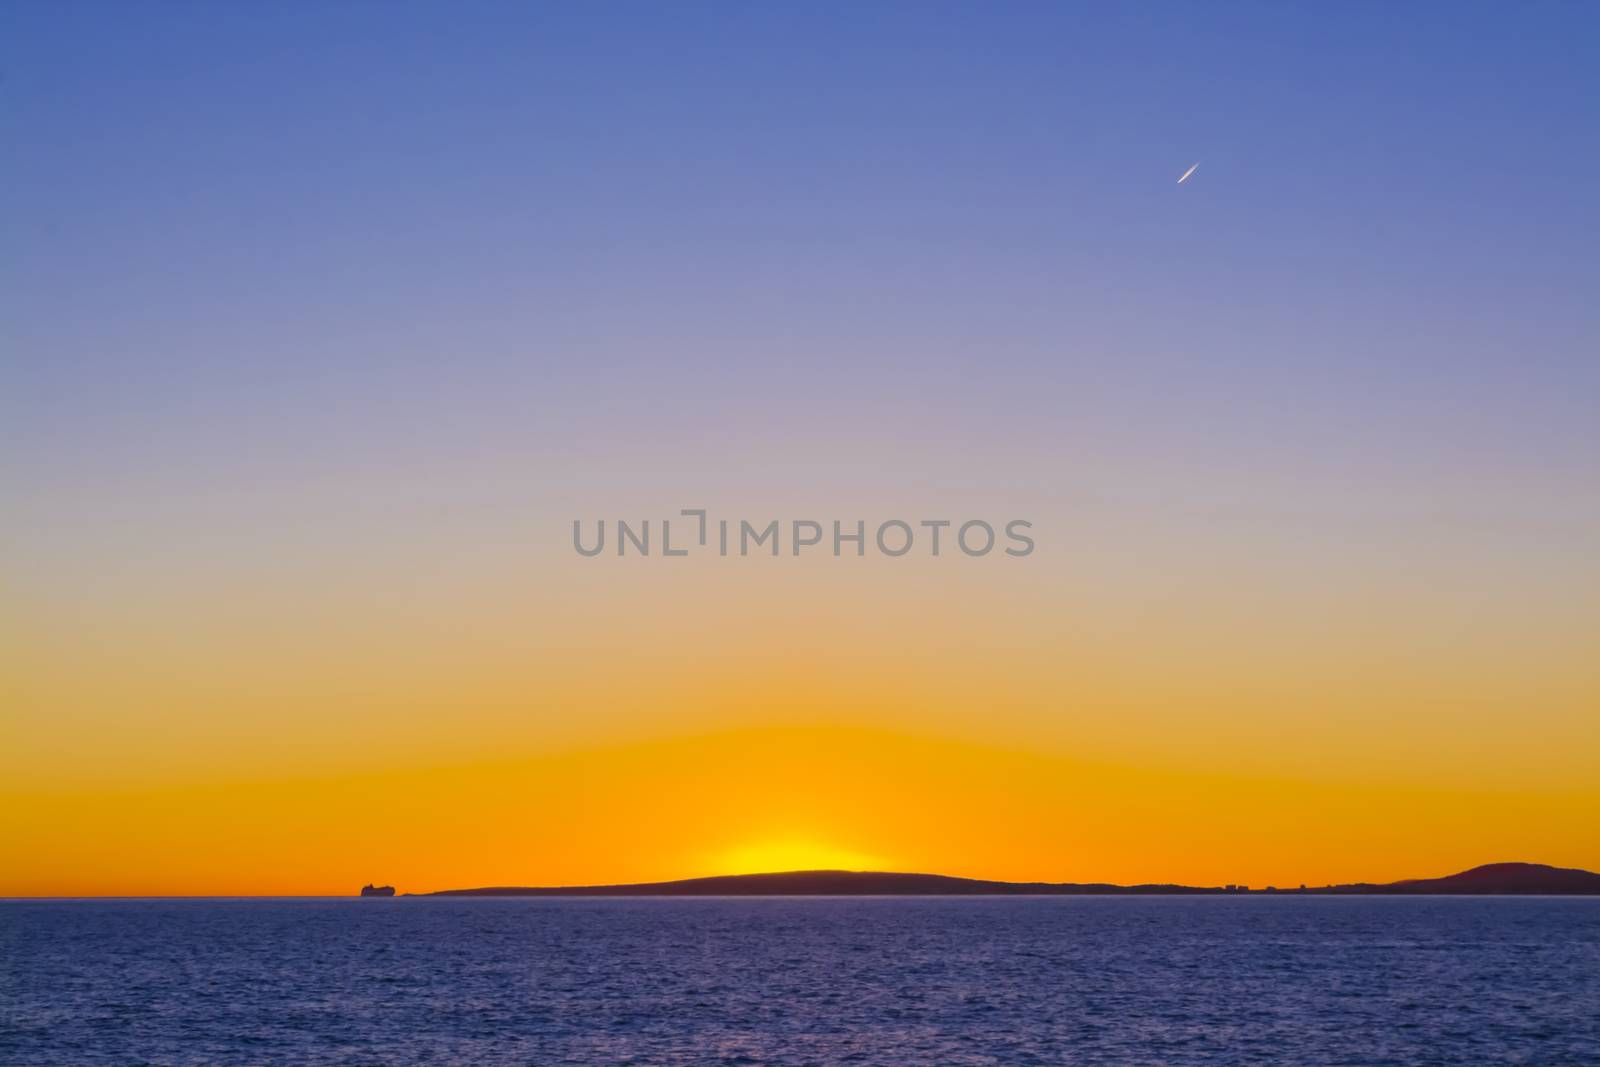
1323;862;1600;895
422;861;1600;897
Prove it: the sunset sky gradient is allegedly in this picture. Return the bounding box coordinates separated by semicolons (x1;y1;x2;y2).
4;4;1598;895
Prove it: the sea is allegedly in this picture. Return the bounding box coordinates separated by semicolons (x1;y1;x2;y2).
3;896;1598;1065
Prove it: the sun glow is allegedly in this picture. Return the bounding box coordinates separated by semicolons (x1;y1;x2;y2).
709;840;890;876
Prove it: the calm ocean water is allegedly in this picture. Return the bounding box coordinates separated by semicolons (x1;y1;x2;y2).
3;897;1598;1065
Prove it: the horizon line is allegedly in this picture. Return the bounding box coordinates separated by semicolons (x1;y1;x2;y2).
13;860;1591;900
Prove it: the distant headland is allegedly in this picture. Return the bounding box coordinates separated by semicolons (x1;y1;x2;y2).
391;862;1600;898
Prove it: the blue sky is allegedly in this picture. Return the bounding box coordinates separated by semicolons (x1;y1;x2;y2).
4;3;1596;564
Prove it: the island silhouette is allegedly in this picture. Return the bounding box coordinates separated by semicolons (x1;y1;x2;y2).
393;862;1600;897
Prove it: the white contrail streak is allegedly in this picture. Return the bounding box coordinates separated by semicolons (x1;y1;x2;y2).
1177;162;1199;184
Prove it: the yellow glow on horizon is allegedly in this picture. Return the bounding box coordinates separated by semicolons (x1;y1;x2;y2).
706;840;890;877
3;724;1597;897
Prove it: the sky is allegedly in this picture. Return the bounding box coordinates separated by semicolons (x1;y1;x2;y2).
3;3;1598;895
